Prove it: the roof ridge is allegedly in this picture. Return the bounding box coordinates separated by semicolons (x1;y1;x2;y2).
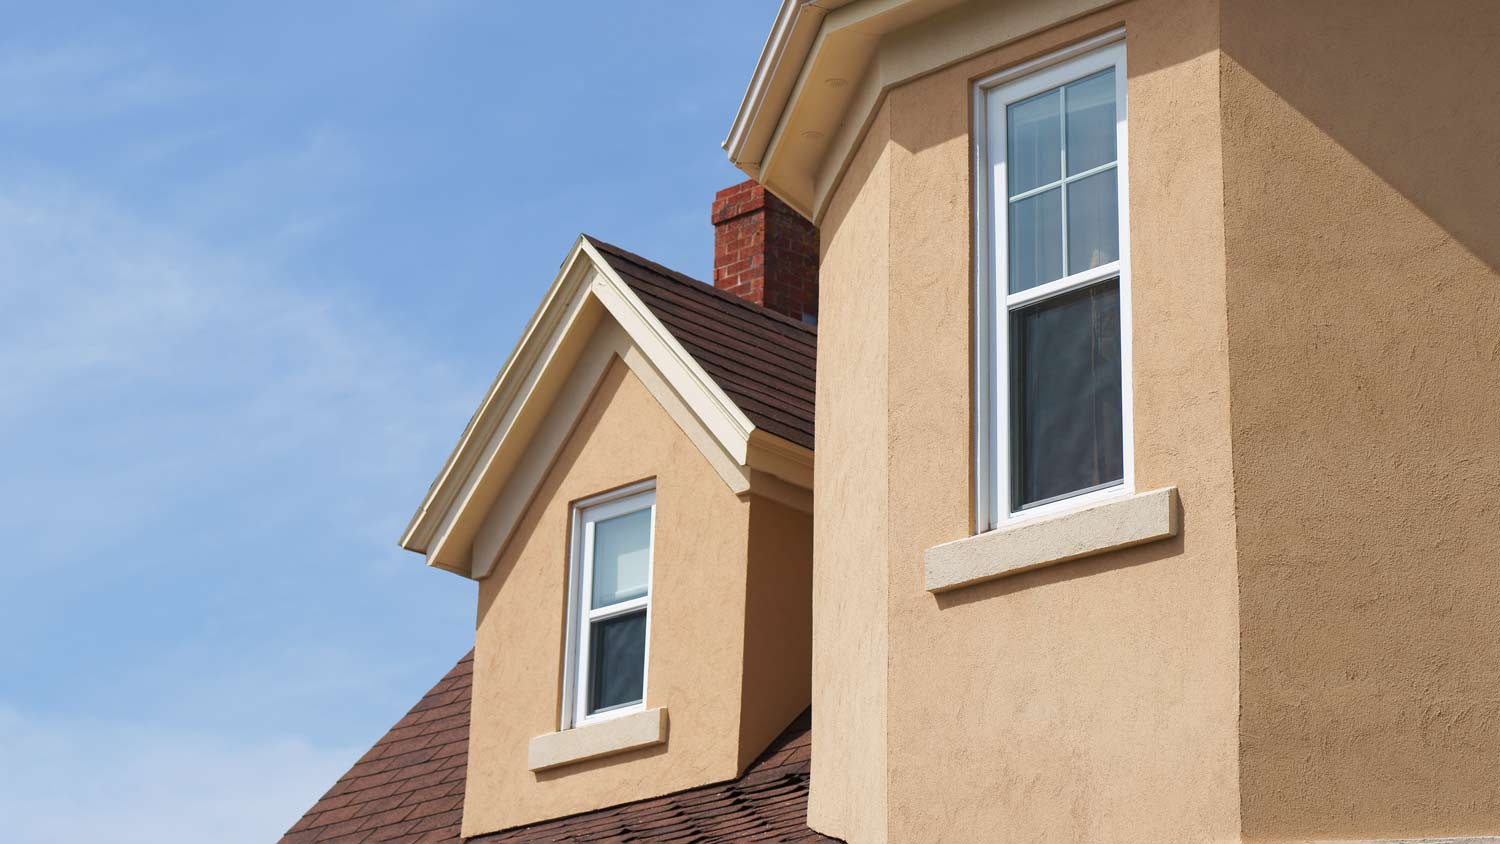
582;234;818;336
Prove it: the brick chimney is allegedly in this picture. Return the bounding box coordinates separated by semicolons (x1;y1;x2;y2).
711;180;819;323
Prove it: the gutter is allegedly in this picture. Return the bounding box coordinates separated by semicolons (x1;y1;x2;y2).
723;0;854;171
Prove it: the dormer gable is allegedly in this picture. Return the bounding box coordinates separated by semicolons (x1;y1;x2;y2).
399;234;815;580
389;214;820;838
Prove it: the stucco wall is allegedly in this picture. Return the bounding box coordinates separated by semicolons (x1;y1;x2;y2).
1220;1;1500;839
738;496;815;770
464;356;808;835
815;1;1242;841
810;102;893;844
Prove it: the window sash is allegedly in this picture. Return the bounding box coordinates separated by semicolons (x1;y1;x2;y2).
974;32;1134;532
563;482;656;729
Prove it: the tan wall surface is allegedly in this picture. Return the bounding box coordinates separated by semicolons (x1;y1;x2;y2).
810;102;893;844
464;357;753;835
816;1;1243;841
1220;1;1500;839
738;496;815;770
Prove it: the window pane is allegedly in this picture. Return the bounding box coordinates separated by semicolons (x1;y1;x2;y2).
591;508;651;609
1010;280;1123;509
1008;187;1064;293
1066;169;1119;273
588;609;646;713
1065;69;1116;175
1006;89;1061;196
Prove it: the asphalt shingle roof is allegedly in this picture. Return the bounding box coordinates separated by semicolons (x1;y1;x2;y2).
469;709;836;844
278;651;471;844
586;236;817;451
277;650;834;843
280;240;823;843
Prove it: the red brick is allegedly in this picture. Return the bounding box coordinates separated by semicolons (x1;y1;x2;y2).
711;179;818;320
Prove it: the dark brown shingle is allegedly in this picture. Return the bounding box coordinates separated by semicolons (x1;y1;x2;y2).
279;652;836;843
586;236;817;451
278;651;472;844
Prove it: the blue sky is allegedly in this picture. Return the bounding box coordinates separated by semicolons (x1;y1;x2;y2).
0;2;771;840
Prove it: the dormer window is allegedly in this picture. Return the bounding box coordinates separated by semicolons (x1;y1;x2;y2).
975;33;1133;531
562;481;656;728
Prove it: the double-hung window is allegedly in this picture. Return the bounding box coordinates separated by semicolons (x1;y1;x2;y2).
976;33;1132;531
563;482;655;728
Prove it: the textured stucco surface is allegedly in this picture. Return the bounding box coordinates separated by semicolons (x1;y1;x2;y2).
1220;1;1500;838
809;101;893;844
464;356;810;836
739;495;815;771
815;1;1243;841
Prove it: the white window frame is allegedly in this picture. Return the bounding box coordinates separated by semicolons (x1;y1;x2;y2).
973;30;1134;533
560;480;657;730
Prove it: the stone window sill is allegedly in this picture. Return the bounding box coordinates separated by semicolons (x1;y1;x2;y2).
528;707;668;772
924;487;1179;593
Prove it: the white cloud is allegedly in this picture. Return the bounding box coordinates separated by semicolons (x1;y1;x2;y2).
0;29;481;842
0;171;473;571
0;705;359;844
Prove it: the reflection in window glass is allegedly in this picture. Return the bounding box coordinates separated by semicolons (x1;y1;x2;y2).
591;509;651;609
1007;89;1062;195
1009;187;1064;292
1065;69;1116;175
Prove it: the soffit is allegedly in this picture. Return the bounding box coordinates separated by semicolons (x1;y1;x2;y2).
726;0;1122;223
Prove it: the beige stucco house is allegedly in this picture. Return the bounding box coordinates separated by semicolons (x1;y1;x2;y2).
282;1;1500;842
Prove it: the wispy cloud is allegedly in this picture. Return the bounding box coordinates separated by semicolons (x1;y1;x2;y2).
0;705;360;844
0;171;471;571
0;66;476;837
0;36;203;125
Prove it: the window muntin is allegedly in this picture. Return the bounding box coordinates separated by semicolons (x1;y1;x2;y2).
564;483;655;728
977;34;1132;530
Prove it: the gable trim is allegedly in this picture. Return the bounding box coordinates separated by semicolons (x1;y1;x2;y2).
401;236;808;579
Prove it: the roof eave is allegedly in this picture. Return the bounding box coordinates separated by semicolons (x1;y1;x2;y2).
723;0;840;176
400;238;813;580
726;0;1005;222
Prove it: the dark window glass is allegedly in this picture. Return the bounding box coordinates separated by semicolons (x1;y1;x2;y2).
588;610;646;714
1010;280;1123;509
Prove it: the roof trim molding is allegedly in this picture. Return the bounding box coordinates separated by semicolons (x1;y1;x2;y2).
400;236;809;579
723;0;841;180
725;0;1120;222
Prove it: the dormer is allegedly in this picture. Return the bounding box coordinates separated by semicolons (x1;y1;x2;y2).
397;190;821;837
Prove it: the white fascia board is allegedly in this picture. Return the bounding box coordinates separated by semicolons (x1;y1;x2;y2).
399;237;597;556
724;0;837;169
413;249;604;573
578;239;755;465
401;237;767;578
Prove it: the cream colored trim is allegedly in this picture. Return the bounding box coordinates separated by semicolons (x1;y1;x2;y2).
746;429;815;490
617;343;751;495
401;235;812;578
399;248;600;556
582;240;756;464
746;470;815;514
923;487;1178;593
527;707;668;773
469;327;752;580
723;0;840;177
728;0;1123;223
